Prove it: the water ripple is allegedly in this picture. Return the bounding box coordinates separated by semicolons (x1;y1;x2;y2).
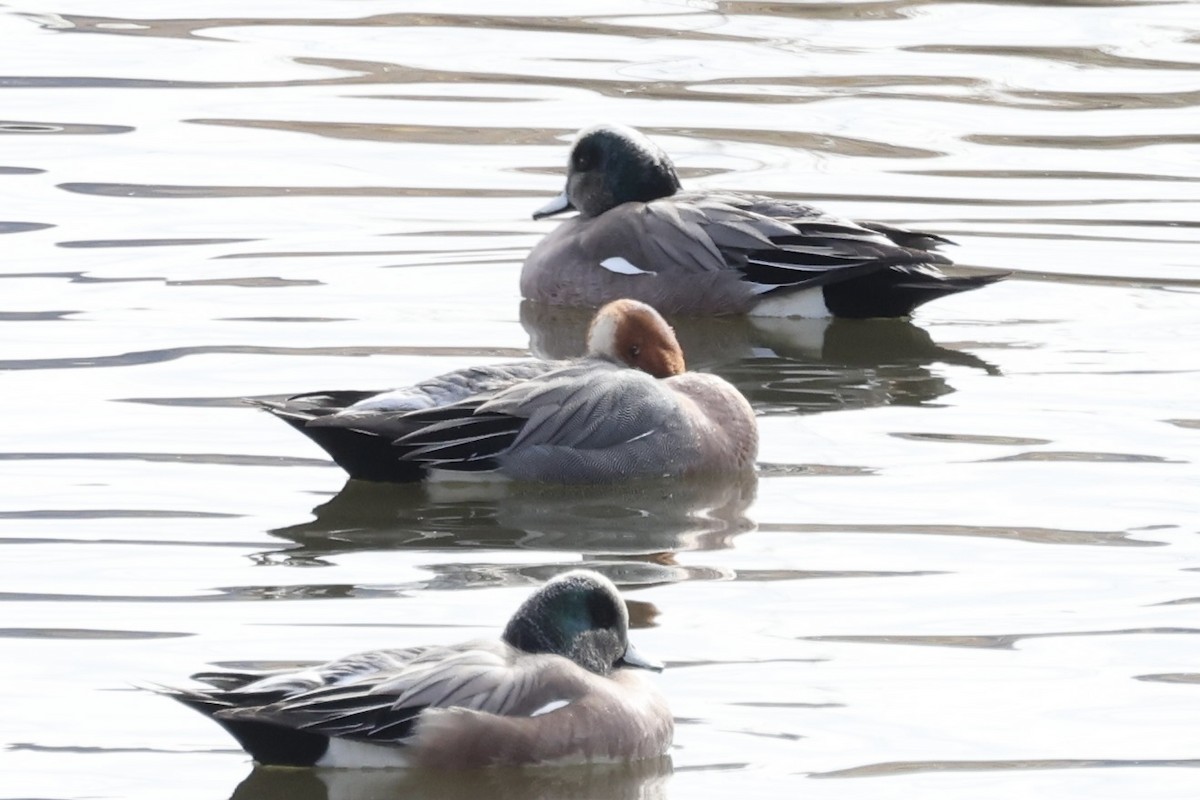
813;757;1200;779
806;627;1200;650
0;344;529;370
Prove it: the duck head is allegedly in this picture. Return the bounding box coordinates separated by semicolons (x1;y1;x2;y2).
501;570;664;676
586;299;686;379
534;124;682;220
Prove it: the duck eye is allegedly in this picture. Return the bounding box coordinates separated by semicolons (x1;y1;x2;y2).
573;141;600;172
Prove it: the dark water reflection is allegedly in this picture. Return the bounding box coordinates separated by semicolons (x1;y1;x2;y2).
267;474;757;565
229;756;671;800
522;302;998;414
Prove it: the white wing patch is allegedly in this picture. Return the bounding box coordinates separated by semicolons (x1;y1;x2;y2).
344;389;430;413
530;699;571;717
600;257;656;276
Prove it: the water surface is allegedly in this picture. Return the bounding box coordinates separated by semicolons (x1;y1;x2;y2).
2;1;1199;798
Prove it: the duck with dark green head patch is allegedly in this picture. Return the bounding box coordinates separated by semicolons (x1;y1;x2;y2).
155;570;673;769
523;123;1007;318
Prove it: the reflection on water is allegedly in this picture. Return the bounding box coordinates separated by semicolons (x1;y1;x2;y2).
811;757;1200;780
753;521;1164;548
230;757;672;800
807;627;1200;651
522;301;998;413
268;474;758;565
4;1;1200;799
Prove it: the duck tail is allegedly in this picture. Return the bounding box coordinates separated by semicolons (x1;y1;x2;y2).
824;268;1010;318
245;394;426;483
153;684;329;767
856;221;957;252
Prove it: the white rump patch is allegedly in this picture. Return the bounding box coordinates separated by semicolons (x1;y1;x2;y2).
317;738;413;769
425;468;509;485
530;699;571;717
600;257;656;276
747;287;832;319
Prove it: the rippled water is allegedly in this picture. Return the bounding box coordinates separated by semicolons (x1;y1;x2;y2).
3;1;1199;798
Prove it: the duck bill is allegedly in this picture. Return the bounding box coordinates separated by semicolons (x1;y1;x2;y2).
619;642;664;672
532;191;574;220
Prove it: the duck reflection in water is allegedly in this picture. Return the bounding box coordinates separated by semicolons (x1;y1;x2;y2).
228;756;672;800
263;472;757;569
520;301;1000;415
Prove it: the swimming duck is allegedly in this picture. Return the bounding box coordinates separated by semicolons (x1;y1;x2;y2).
522;124;1007;318
253;299;758;483
158;570;673;768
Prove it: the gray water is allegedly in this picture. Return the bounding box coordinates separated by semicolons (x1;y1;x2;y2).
2;2;1199;798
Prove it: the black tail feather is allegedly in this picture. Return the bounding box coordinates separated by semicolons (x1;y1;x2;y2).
856;221;958;251
248;397;426;483
824;268;1010;318
162;686;329;767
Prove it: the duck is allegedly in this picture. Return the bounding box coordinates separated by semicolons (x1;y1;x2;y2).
157;570;674;768
521;123;1008;318
252;298;758;484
